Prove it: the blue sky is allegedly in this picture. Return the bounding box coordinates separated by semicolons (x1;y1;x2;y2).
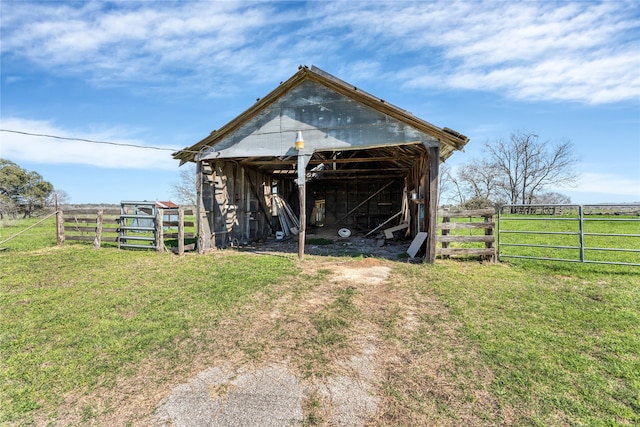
1;0;639;205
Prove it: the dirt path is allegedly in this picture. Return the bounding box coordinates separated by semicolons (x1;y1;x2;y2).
147;256;505;426
150;258;391;426
49;255;508;425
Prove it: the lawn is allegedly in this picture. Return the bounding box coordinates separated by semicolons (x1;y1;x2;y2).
1;216;638;425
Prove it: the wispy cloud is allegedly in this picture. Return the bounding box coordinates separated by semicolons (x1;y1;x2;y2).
555;171;640;198
1;118;177;170
1;1;638;103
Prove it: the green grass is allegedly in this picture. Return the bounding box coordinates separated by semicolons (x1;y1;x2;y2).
0;215;59;251
301;286;359;378
1;246;298;424
305;237;334;245
1;216;639;425
417;260;639;426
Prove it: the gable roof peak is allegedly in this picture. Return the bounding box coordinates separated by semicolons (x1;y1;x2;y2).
173;65;469;164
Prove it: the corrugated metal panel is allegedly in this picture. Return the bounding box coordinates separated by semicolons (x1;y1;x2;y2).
173;65;468;165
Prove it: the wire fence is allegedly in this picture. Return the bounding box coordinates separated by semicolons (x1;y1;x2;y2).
0;210;59;251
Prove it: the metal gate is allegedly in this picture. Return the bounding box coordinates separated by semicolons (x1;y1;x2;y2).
498;204;640;266
119;201;158;249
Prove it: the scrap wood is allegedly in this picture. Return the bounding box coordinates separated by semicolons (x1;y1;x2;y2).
384;223;409;239
407;232;428;258
272;194;300;236
365;211;402;237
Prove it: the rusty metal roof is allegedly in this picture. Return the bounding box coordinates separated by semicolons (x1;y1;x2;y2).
172;65;469;168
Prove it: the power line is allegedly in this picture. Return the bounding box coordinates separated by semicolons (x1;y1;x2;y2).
0;128;199;153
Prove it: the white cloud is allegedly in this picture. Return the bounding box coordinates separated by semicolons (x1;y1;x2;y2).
1;1;638;104
0;118;177;170
554;171;640;199
314;1;640;104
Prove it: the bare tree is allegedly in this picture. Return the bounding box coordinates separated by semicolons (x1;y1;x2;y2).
457;158;501;202
531;191;572;205
47;189;70;210
171;163;197;206
438;163;461;206
487;131;578;205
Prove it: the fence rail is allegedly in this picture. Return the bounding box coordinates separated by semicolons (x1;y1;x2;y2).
498;204;640;266
57;204;195;255
58;208;120;248
437;208;496;262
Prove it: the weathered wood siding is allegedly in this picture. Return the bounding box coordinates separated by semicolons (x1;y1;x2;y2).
200;160;275;249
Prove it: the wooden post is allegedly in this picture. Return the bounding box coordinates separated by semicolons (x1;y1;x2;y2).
441;214;450;259
56;209;65;246
196;161;205;254
156;208;164;252
297;153;306;261
178;207;185;256
424;146;440;263
485;213;496;262
93;209;103;249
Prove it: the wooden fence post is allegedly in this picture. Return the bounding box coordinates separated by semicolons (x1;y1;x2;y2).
56;209;65;245
441;214;450;259
156;208;164;253
485;213;496;262
178;207;185;256
93;209;103;249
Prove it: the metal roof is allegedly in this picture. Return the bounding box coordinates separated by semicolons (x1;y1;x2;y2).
172;65;469;176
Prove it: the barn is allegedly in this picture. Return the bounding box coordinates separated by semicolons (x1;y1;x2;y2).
173;66;469;262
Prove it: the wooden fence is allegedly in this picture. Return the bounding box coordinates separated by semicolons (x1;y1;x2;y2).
436;208;496;262
56;207;194;255
159;208;195;255
58;208;120;248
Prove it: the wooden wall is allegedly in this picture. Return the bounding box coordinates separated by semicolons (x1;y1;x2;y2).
198;160;277;251
307;179;404;231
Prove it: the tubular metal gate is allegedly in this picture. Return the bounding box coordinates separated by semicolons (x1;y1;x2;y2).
498;204;640;266
119;201;158;249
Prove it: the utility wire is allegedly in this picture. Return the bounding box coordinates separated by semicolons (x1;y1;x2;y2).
0;128;200;153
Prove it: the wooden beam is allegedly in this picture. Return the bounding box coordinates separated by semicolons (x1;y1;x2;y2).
425;146;440;263
297;153;307;260
56;209;64;246
196;161;205;253
307;167;408;174
243;156;406;166
93;209;103;249
156;208;164;253
297;174;405;180
178;207;185;256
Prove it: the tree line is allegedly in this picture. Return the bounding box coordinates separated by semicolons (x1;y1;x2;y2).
439;131;577;209
0;159;59;219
